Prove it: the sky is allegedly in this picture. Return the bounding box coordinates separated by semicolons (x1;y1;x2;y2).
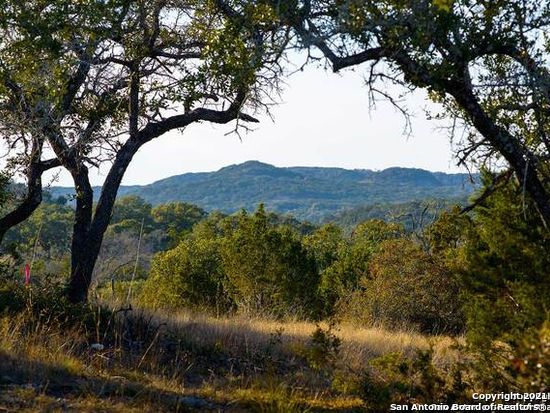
44;61;465;187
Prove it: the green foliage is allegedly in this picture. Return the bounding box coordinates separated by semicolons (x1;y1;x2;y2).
330;198;467;234
340;237;464;334
302;325;341;371
358;348;467;411
151;201;207;245
48;162;477;223
143;205;320;318
141;236;228;312
303;224;344;275
432;175;550;393
0;0;117;107
220;205;319;317
0;171;10;208
318;220;403;317
505;321;549;392
4;202;73;259
462;175;550;348
0;277;90;326
110;196;154;233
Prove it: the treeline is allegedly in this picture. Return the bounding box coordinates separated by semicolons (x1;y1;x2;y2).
0;195;207;284
2;173;549;342
326;197;468;234
1;172;549;393
141;205;465;334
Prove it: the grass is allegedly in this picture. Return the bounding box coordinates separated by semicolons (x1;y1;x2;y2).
142;308;460;370
0;299;462;412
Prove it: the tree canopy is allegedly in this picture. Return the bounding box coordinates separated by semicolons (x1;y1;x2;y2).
290;0;550;223
0;0;289;301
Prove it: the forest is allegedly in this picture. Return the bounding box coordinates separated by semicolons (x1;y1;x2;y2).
0;0;549;411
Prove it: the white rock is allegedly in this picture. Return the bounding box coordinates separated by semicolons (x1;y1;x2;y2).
90;343;105;351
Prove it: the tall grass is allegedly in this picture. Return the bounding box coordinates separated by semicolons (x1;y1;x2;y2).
0;291;461;412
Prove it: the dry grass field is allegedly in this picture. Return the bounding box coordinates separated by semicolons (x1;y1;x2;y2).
0;302;462;412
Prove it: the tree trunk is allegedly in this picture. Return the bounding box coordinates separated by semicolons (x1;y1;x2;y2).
67;241;98;303
66;167;95;303
66;139;140;303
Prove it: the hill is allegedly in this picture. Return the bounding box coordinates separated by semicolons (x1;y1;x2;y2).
48;161;478;222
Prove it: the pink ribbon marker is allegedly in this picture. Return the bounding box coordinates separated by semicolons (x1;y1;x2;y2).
24;263;30;286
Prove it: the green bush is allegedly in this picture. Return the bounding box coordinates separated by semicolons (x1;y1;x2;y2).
219;206;319;317
141;205;321;318
338;238;464;334
141;236;229;312
313;220;403;317
461;177;550;348
357;348;468;411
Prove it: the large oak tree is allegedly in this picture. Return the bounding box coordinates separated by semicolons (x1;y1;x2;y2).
0;0;288;302
289;0;550;224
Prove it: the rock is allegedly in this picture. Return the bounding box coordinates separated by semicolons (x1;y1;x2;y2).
90;343;105;351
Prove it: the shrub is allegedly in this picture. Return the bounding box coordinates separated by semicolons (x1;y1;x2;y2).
315;220;403;317
141;237;229;312
339;238;464;334
357;347;469;412
220;211;319;317
302;325;341;371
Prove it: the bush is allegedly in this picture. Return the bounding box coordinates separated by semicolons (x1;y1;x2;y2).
314;220;403;317
219;207;319;317
461;177;550;348
143;205;321;318
357;348;468;411
141;237;229;312
338;238;464;334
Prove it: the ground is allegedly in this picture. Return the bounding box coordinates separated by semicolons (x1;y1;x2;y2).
0;305;459;412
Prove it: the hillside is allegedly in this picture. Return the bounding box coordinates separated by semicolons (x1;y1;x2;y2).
49;161;478;222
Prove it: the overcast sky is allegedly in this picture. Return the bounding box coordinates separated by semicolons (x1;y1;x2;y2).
45;62;465;187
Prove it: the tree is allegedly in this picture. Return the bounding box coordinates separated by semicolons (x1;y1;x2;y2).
303;223;344;274
460;174;550;347
358;237;464;334
292;0;550;224
0;0;287;302
142;235;227;311
6;203;73;259
219;205;319;317
317;219;403;316
151;201;207;246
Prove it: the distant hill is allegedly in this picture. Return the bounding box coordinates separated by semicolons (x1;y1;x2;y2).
48;161;478;222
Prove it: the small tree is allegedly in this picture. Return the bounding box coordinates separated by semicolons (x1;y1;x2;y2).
220;205;319;317
152;201;207;246
318;219;403;315
461;175;550;347
360;237;464;334
143;236;227;311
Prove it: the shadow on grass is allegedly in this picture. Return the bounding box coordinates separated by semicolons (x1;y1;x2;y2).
0;351;364;412
0;350;212;412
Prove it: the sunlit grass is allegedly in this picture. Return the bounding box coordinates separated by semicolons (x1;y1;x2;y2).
140;306;461;369
0;303;461;412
